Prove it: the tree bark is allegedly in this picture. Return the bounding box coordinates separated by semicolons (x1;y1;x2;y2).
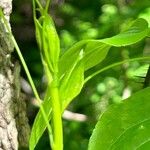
0;0;30;149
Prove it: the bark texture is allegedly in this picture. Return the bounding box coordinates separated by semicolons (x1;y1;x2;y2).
0;0;30;149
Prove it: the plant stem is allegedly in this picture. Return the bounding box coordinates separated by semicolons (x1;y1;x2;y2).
50;77;63;150
0;10;54;147
11;35;54;147
84;56;150;83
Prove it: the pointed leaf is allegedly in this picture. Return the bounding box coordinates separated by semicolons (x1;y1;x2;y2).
59;40;87;78
59;50;84;110
59;18;149;78
84;41;110;70
29;95;52;150
30;18;149;150
101;18;149;46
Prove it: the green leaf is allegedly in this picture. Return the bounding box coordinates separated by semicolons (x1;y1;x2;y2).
42;14;60;72
59;40;87;78
137;141;150;150
59;50;84;110
148;28;150;37
30;18;149;150
29;92;52;150
100;18;149;46
83;41;110;70
59;18;149;78
59;40;110;76
59;18;149;111
88;87;150;150
29;58;84;149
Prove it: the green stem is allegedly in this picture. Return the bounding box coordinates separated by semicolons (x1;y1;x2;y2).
50;77;63;150
84;56;150;84
11;34;54;148
0;10;54;148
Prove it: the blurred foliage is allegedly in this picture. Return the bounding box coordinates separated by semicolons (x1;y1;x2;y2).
11;0;150;149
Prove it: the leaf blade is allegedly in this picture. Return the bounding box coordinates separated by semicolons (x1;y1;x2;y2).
59;18;149;112
29;86;52;150
100;18;149;46
59;18;149;78
88;87;150;150
59;50;84;110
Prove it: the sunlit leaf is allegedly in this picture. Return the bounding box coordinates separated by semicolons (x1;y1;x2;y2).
59;18;149;111
101;18;149;46
30;17;150;150
59;40;87;78
59;18;149;78
59;50;84;110
29;89;52;150
88;87;150;150
83;41;110;70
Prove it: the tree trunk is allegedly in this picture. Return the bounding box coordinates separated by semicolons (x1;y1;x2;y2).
0;0;30;149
